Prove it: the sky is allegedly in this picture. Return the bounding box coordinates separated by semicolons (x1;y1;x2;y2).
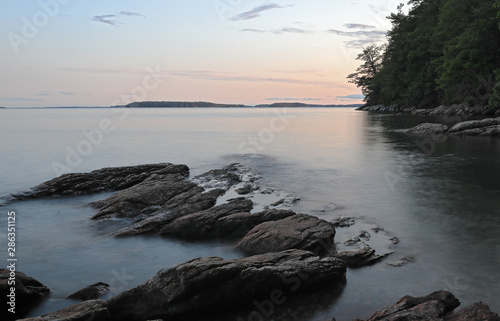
0;0;400;107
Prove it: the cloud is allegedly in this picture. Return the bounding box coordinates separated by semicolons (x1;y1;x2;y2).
120;11;145;18
327;29;386;48
266;97;322;101
169;70;348;88
37;91;91;96
92;11;145;25
231;3;292;21
337;94;365;100
239;27;314;34
344;23;376;30
0;97;43;102
273;27;312;34
59;67;350;89
92;15;117;25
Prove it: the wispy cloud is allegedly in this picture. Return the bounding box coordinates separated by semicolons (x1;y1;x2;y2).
92;11;145;26
337;94;364;100
37;91;91;97
273;27;312;34
266;97;322;101
92;14;117;25
59;67;349;89
344;23;376;30
120;11;145;18
0;97;43;102
231;3;293;21
169;70;347;88
239;27;314;34
327;29;386;48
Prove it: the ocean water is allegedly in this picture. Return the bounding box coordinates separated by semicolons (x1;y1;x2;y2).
1;107;499;320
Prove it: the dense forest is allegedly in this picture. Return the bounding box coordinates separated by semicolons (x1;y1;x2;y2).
348;0;500;108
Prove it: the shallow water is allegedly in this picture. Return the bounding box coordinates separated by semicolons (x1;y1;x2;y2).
0;108;499;320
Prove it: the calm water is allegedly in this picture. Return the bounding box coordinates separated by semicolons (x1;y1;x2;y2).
1;108;499;320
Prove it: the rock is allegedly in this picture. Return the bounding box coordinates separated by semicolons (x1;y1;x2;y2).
407;123;449;136
362;291;460;320
236;214;336;256
334;245;392;268
444;302;500;321
332;216;356;227
0;269;50;318
349;291;500;321
18;299;110;321
67;282;110;301
11;163;189;201
93;164;247;235
235;184;257;195
90;174;199;220
387;255;415;267
448;117;500;133
106;250;346;321
359;230;371;240
160;203;297;240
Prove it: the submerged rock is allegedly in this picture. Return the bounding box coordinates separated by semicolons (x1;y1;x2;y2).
0;269;50;318
348;290;500;321
10;163;189;201
106;249;346;321
67;282;110;301
19;299;110;321
236;214;336;256
334;245;392;268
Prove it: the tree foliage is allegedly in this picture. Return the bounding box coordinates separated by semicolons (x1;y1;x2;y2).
349;0;500;108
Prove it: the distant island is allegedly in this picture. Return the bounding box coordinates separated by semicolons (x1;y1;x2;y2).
124;101;247;108
121;101;362;108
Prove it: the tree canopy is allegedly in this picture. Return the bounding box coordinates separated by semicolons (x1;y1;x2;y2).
348;0;500;108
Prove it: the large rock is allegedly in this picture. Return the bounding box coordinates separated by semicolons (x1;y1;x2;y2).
106;250;346;320
334;245;391;268
448;117;500;136
444;302;500;321
0;269;50;319
18;299;110;321
448;117;500;133
11;163;189;201
67;282;110;301
236;214;336;256
160;206;294;240
406;123;449;136
349;291;500;321
90;175;203;219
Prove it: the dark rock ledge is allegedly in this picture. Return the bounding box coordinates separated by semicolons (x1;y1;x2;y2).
406;117;500;137
19;250;347;321
326;290;500;321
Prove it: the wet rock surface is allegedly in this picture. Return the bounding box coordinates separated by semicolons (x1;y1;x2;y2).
0;269;50;319
347;291;500;321
406;117;500;137
160;204;294;240
236;214;336;256
67;282;110;301
18;299;110;321
10;163;189;201
106;249;347;321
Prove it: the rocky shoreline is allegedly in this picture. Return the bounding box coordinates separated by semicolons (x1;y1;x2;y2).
2;163;499;320
357;104;500;117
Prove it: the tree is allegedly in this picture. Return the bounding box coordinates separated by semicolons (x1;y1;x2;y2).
347;44;384;105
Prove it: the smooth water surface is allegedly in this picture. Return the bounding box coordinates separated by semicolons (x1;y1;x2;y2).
1;108;499;320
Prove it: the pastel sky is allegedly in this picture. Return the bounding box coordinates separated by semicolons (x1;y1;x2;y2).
0;0;399;107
